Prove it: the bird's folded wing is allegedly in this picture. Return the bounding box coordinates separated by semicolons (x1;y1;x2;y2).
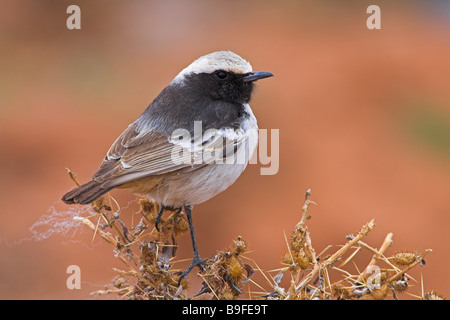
92;122;248;188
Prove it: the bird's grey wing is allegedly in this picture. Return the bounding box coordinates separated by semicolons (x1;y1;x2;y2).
92;122;254;188
92;122;192;187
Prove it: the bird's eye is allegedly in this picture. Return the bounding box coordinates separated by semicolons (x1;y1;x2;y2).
215;70;228;80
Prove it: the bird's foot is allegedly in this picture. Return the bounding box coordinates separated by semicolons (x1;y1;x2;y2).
178;254;206;286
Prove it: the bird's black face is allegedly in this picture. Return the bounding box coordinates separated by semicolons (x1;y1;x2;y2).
183;70;273;105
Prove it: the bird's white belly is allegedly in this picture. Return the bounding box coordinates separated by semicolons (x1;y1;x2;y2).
149;162;248;206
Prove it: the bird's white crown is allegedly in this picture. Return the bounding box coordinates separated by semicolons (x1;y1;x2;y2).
173;51;253;83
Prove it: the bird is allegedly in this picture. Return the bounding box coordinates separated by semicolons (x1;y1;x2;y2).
62;50;273;284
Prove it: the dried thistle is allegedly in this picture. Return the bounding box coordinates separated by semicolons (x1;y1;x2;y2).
260;189;441;300
195;236;254;300
392;250;417;266
67;169;443;301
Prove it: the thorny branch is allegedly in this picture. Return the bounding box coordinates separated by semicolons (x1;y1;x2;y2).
67;165;443;300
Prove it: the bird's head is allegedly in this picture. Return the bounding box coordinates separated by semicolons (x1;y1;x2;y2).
172;51;273;104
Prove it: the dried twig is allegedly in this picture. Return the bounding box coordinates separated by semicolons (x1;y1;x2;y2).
294;219;376;293
357;232;393;282
68;177;442;300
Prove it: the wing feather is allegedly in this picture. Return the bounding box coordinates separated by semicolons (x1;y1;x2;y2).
92;122;251;188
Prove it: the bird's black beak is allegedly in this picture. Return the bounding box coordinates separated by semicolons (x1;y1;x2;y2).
242;71;274;82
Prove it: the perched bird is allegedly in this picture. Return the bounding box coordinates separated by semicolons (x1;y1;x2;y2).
62;51;273;283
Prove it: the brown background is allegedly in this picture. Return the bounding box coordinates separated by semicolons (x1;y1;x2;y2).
0;0;449;299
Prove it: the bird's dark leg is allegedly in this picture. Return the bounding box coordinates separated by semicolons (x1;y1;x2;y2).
155;204;165;232
178;204;205;286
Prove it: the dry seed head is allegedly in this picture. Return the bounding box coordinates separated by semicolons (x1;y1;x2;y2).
139;198;157;213
295;249;312;270
425;291;446;300
290;227;307;252
393;250;417;266
232;236;247;255
138;199;158;222
391;276;408;293
228;256;244;282
281;252;298;272
173;215;189;235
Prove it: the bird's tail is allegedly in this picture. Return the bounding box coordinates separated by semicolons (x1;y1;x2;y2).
62;180;113;205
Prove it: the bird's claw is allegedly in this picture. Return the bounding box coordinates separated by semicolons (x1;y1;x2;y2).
177;255;206;286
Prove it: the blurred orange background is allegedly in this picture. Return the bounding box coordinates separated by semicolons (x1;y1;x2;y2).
0;0;449;299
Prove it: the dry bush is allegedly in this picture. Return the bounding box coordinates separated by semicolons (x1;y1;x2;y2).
67;171;445;300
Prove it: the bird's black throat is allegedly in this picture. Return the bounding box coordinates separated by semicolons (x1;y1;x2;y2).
139;71;255;135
